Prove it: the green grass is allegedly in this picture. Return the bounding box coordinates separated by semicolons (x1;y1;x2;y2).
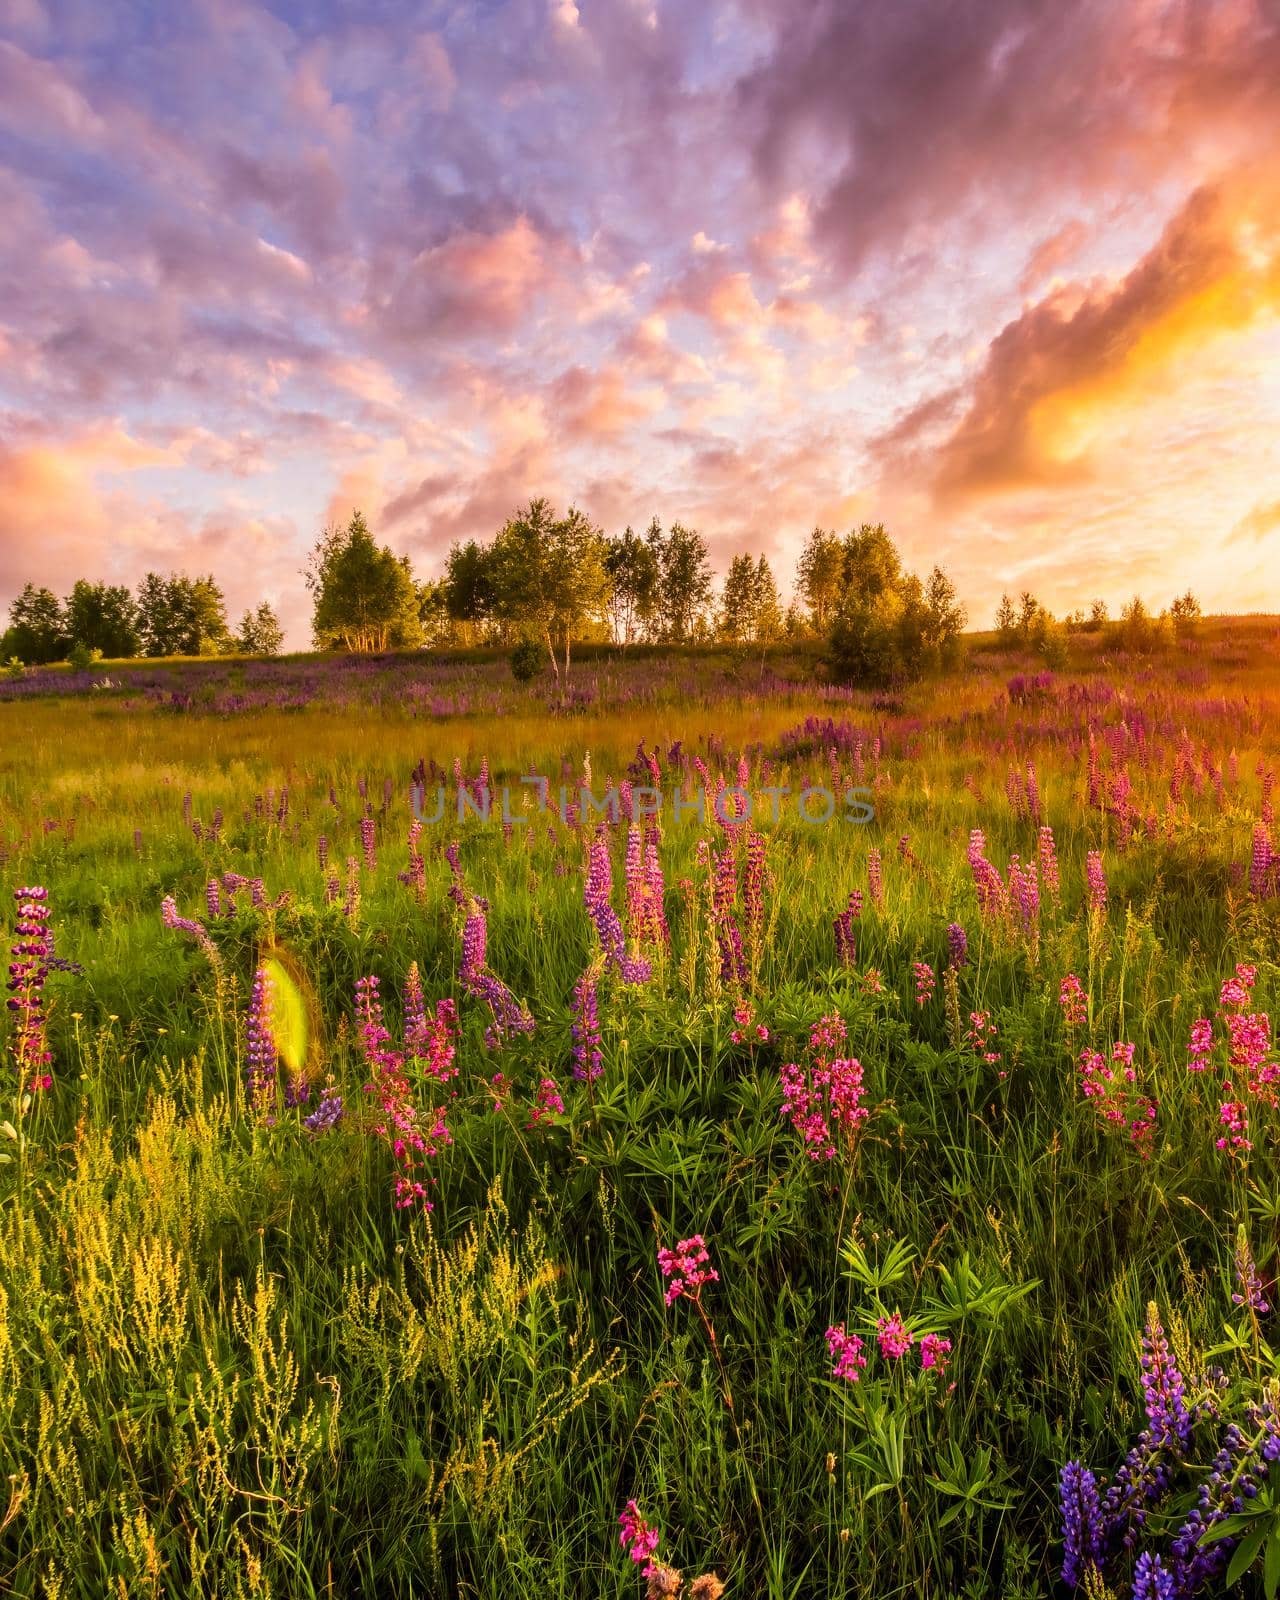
2;625;1280;1598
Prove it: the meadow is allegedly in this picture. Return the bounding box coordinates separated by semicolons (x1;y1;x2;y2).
2;620;1280;1599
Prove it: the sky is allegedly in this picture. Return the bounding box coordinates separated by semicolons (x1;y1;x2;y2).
2;0;1279;647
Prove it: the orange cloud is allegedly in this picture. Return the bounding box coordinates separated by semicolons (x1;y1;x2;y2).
884;174;1280;498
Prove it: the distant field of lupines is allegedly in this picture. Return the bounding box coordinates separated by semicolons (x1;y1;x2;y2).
4;622;1280;1600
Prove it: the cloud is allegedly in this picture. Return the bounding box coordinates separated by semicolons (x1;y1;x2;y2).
1230;497;1280;544
880;175;1280;498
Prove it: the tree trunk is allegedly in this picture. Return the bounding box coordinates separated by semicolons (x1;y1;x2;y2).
544;628;560;685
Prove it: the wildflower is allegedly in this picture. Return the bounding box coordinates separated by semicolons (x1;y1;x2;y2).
526;1076;565;1127
1058;1460;1104;1589
8;886;54;1089
1086;850;1107;913
1059;973;1087;1030
586;828;652;984
920;1333;952;1374
359;815;376;870
1187;1017;1213;1071
834;889;862;966
160;894;218;962
1139;1304;1191;1453
877;1314;913;1360
618;1501;660;1574
966;1010;1001;1065
913;960;935;1006
824;1324;867;1382
657;1235;718;1305
303;1090;344;1135
867;848;883;906
688;1576;725;1600
1231;1226;1270;1314
1131;1551;1175;1600
245;965;279;1117
570;966;604;1081
946;921;968;969
780;1015;869;1161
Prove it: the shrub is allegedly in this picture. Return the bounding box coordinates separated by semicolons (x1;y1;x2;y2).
509;637;545;682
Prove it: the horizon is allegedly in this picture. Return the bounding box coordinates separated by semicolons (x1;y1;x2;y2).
3;1;1279;648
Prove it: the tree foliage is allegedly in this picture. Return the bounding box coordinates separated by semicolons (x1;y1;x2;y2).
796;526;844;632
2;585;67;664
827;525;966;686
305;512;422;653
237;602;285;656
65;580;139;658
488;499;610;683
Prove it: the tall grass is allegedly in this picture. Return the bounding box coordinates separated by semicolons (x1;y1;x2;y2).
2;625;1279;1597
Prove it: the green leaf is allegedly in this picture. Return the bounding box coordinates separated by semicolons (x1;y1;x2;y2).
1226;1521;1268;1587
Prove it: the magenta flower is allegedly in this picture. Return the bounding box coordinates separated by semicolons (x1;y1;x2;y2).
825;1324;868;1382
657;1235;718;1305
876;1314;913;1360
912;960;936;1006
920;1333;952;1374
245;964;279;1117
618;1501;660;1574
1058;973;1087;1030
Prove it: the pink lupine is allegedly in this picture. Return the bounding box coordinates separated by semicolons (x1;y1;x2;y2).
1086;850;1107;913
245;965;278;1117
867;848;883;907
913;960;936;1006
8;886;54;1090
920;1333;952;1374
359;815;377;871
1059;973;1087;1031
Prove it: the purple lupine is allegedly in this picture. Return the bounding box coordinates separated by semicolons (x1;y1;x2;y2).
946;921;968;969
967;829;1007;920
303;1090;344;1134
8;886;53;1089
245;965;278;1116
744;830;766;965
360;815;376;871
1140;1305;1192;1453
458;899;535;1044
834;890;862;966
403;961;427;1043
1232;1227;1270;1314
206;878;222;920
317;834;329;872
1059;1460;1104;1589
585;828;651;983
711;844;745;985
570;967;603;1081
161;894;218;962
1249;823;1273;897
1131;1552;1174;1600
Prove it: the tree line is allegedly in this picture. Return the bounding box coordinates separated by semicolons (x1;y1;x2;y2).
2;575;283;667
303;505;967;686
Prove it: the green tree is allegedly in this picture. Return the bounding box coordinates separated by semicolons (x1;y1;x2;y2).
236;602;284;656
649;519;713;643
1170;590;1202;639
827;525;962;687
488;499;610;685
443;540;501;645
3;584;67;663
136;572;230;656
994;593;1018;642
305;512;423;653
795;525;844;632
604;526;660;646
64;580;139;658
719;553;783;646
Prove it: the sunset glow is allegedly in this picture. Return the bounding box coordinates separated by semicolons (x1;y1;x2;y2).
3;0;1279;642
